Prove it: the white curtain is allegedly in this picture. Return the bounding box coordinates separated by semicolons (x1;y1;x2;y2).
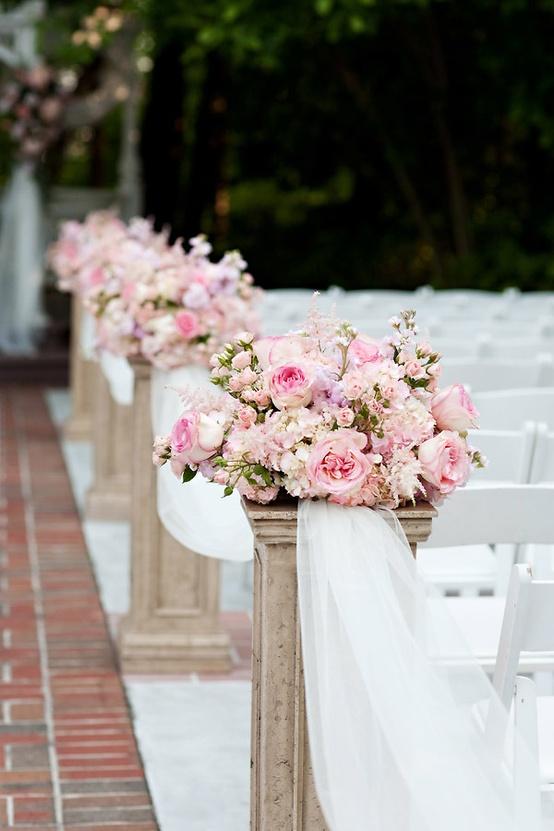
297;500;541;831
0;162;44;352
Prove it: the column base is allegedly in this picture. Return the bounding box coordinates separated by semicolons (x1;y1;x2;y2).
85;484;131;521
118;623;233;673
63;414;93;442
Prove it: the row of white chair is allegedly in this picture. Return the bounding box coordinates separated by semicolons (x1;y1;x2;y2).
441;357;554;393
420;423;554;596
474;388;554;430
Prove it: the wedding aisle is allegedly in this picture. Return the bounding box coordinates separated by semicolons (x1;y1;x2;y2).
0;387;157;829
46;389;252;831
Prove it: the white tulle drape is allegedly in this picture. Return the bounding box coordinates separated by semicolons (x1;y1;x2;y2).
297;500;542;831
151;365;253;561
99;351;134;406
80;310;96;361
0;162;44;352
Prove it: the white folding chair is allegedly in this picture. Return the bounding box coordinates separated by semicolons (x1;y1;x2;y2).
417;425;537;595
490;564;554;819
421;485;554;673
524;424;554;581
474;388;554;430
440;356;554;393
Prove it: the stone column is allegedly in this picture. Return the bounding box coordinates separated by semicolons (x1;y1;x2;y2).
63;295;96;441
85;363;132;521
243;498;437;831
118;358;232;673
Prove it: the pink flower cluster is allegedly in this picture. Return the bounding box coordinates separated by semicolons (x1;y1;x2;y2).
153;309;483;507
0;65;69;162
49;212;262;369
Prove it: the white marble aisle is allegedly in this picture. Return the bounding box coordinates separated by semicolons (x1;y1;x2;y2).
46;389;251;831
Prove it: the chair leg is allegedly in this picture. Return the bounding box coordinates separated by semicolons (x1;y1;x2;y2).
514;676;541;830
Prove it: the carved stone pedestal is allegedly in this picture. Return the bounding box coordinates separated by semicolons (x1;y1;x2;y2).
243;498;437;831
64;295;96;441
119;359;232;674
85;364;132;521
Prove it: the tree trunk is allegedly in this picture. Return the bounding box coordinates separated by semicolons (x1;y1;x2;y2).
140;39;186;234
183;51;230;243
336;58;443;280
423;10;472;257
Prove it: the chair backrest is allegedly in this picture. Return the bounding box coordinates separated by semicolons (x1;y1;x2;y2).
472;425;536;484
492;565;554;712
529;423;554;483
423;485;554;549
440;356;554;393
473;388;554;430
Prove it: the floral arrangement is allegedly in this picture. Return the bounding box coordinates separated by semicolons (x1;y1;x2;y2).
0;65;69;161
49;212;262;369
153;308;483;507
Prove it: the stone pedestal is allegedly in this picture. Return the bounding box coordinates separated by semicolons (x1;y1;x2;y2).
243;498;437;831
63;295;96;441
85;364;132;521
119;358;232;674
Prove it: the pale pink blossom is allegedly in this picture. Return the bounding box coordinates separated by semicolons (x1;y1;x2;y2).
418;431;471;495
348;335;381;366
431;384;479;432
175;310;201;340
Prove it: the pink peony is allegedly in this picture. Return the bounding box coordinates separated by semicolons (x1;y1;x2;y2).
268;363;313;410
418;431;471;496
175;310;200;340
170;412;224;464
348;336;382;366
307;430;371;496
431;384;479;432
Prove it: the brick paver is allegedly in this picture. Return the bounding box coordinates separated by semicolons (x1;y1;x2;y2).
0;389;158;830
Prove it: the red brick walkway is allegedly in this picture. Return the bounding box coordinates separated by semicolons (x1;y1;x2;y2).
0;388;157;830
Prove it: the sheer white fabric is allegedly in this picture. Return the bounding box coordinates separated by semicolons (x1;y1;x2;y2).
80;310;96;361
99;351;134;406
151;365;253;561
297;500;542;831
0;163;44;352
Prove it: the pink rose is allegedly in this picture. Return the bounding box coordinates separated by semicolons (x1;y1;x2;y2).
268;363;313;410
175;310;200;340
418;431;471;496
431;384;479;432
170;412;224;464
236;406;257;428
404;360;425;379
348;336;382;366
254;335;311;369
307;430;371;496
336;407;355;427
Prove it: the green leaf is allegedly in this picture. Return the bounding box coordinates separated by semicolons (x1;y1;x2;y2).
223;485;234;497
182;467;198;483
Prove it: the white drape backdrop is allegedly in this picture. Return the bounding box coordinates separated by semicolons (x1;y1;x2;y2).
0;162;44;352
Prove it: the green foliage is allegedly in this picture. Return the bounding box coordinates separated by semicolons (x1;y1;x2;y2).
30;0;554;290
